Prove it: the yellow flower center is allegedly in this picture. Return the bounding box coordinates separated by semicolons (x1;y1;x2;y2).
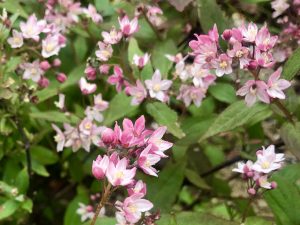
45;43;55;53
219;61;227;69
84;122;92;130
115;171;124;179
261;161;270;169
153;84;161;92
128;205;137;213
235;50;243;58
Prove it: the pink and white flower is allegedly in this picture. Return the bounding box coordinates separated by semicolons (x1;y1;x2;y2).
94;94;109;111
267;68;291;99
108;66;125;92
177;85;206;107
95;41;113;61
271;0;290;18
52;124;65;152
92;155;110;179
118;15;139;37
190;64;216;88
79;77;97;95
83;4;103;23
127;180;147;197
148;126;173;157
7;30;23;48
125;80;147;106
227;42;250;69
257;175;272;189
102;28;122;45
42;34;61;58
76;203;95;222
20;14;46;41
54;93;65;110
255;26;278;52
138;144;160;177
240;22;258;43
132;53;150;69
22;60;44;82
212;53;233;77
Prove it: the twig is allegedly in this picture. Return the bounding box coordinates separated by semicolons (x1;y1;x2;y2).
273;99;295;125
241;198;253;223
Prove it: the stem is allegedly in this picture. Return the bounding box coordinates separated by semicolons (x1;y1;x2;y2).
241;198;253;223
90;183;112;225
142;9;163;41
273;99;295;125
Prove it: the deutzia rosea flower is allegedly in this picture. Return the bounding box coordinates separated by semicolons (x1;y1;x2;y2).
42;34;61;58
232;160;254;178
177;85;206;107
267;68;291;99
190;64;216;88
92;155;110;180
240;22;258;43
138;144;160;177
271;0;289;18
83;4;103;23
95;41;113;61
237;80;270;106
227;42;250;69
7;30;23;48
255;50;275;68
102;28;122;45
148;126;173;157
51;124;65;152
212;53;233;77
20;14;46;41
22;60;44;82
118;15;139;37
76;203;95;222
132;53;150;69
145;70;172;102
94;94;109;111
54;93;65;110
255;26;278;52
108;66;125;92
127;180;147;197
125;80;147;106
79;77;97;95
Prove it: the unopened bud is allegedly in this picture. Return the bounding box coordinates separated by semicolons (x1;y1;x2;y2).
85;66;97;80
40;60;51;71
222;29;232;41
52;58;61;67
38;77;50;88
101;128;115;145
247;60;258;70
246;171;254;178
247;188;256;196
271;181;277;189
56;73;67;83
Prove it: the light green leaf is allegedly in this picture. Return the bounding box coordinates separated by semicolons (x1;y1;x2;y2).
282;47;300;80
146;102;185;138
74;37;88;62
0;0;27;18
245;217;273;225
5;57;21;73
128;38;143;62
209;83;237;104
31;160;49;177
21;199;33;213
83;217;116;225
0;200;20;220
29;111;79;124
31;145;59;165
280;122;300;159
103;92;138;126
15;168;29;194
199;101;268;142
94;0;114;16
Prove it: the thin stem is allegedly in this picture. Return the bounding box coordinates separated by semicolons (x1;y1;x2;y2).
90;183;112;225
241;198;253;223
273;99;295;125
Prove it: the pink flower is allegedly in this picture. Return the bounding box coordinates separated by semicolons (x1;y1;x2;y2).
190;64;216;88
127;180;147;197
148;126;173;157
271;0;289;18
255;26;278;52
227;42;250;69
145;70;172;102
255;50;275;68
252;145;284;173
125;80;147;105
175;59;189;81
92;155;109;179
101;128;117;145
52;124;65;152
76;203;95;222
20;14;46;41
22;60;44;82
115;194;153;224
56;73;67;83
7;30;23;48
83;4;103;23
138;144;160;177
94;94;109;111
267;68;291;99
102;28;122;44
118;15;139;37
240;22;258;43
40;61;51;71
212;53;233;77
85;66;97;80
177;85;207;107
38;77;50;88
108;66;125;92
237;80;270;106
99;64;110;74
79;77;97;95
232;160;254;178
42;34;61;58
85;106;103;122
132;53;150;69
106;157;136;186
257;175;272;189
95;41;113;61
165;53;183;63
53;58;61;67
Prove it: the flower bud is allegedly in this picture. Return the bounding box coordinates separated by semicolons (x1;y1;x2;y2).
247;60;258;70
99;64;110;74
85;66;97;80
52;58;61;67
56;73;67;83
247;188;256;196
246;171;254;178
101;128;116;145
222;29;232;41
40;60;51;71
58;34;66;46
38;77;50;88
271;181;277;189
86;205;94;212
92;155;109;180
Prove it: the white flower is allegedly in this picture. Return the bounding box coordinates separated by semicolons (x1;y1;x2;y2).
22;60;44;82
7;30;23;48
54;94;65;110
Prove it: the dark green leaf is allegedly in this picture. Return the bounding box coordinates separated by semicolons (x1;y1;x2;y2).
31;145;59;165
185;169;210;190
282;47;300;80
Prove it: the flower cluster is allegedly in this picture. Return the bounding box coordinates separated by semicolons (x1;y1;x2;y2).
91;116;172;224
233;145;284;195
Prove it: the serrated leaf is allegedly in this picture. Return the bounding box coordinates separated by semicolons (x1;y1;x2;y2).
103;92;138;126
5;57;21;73
280;122;300;159
282;47;300;80
199;101;268;142
146;102;185;138
209;83;237;104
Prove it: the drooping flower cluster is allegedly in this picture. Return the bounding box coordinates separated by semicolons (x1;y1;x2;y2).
91;116;172;224
189;23;291;106
233;145;284;195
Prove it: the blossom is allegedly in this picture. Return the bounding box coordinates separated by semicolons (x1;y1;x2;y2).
118;15;139;37
92;155;110;179
237;80;270;106
232;160;254;177
79;77;97;95
85;106;104;122
42;34;61;58
132;53;150;69
255;26;278;52
145;70;172;102
20;14;46;41
148;126;173;157
94;94;109;111
7;30;23;48
106;158;136;186
240;22;258;43
52;124;65;152
22;60;44;82
54;93;65;110
115;194;153;224
108;66;125;92
165;53;183;63
76;203;95;222
95;41;113;61
127;180;147;197
212;54;233;77
174;59;189;81
267;68;291;99
257;176;272;189
190;64;216;88
56;73;67;83
271;0;289;18
84;66;97;80
40;61;51;71
138;145;160;177
125;80;147;105
227;42;250;68
255;50;275;68
83;4;103;23
102;28;122;45
177;85;207;107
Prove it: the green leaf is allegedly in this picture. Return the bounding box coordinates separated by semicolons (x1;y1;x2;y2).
128;38;143;62
280;122;300;159
0;200;20;220
5;57;21;73
15;168;29;194
29;111;78;124
94;0;114;16
185;169;210;190
21;199;33;213
83;217;116;225
74;36;88;62
282;47;300;80
245;217;273;225
197;0;231;33
199;101;268;142
152;40;177;77
146;102;185;138
103;92;138;125
209;83;237;104
0;0;28;18
142;160;186;212
264;164;300;225
31;160;49;177
31;145;59;165
157;212;239;225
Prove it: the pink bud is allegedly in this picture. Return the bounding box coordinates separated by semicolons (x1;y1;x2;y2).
222;29;232;41
38;77;50;88
248;188;256;196
47;0;57;5
99;64;110;74
247;60;258;70
52;58;61;67
271;181;277;189
256;150;263;156
101;128;116;145
92;155;109;180
86;205;94;212
246;171;254;178
40;61;51;71
56;73;67;83
58;34;66;46
85;66;97;80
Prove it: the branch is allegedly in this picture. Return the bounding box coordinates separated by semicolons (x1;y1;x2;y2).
273;99;295;125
